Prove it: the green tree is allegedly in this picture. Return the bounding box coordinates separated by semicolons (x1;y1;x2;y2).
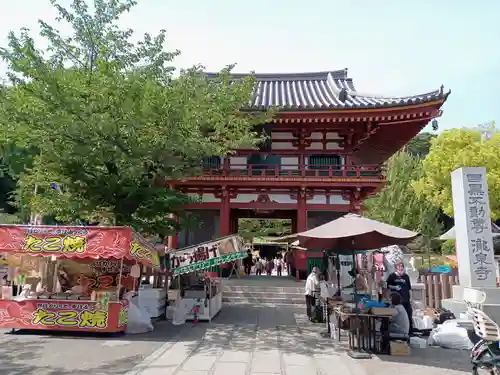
0;0;272;236
413;126;500;220
364;151;442;252
238;219;291;241
406;132;436;157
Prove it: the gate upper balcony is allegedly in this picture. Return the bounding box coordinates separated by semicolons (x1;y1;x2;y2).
178;155;384;187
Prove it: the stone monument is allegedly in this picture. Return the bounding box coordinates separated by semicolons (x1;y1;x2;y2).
441;167;500;320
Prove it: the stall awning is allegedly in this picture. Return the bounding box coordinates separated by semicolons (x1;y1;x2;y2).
169;235;246;276
0;225;160;268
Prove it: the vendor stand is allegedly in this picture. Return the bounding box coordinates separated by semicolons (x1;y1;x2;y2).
167;235;246;322
0;225;160;333
279;213;419;358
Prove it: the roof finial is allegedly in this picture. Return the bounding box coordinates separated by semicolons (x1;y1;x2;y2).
440;85;444;95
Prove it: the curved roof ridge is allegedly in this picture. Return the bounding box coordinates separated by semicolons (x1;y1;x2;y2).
205;69;349;82
350;86;450;100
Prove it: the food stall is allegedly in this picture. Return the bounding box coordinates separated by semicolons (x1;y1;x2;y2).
0;225;160;333
167;235;246;322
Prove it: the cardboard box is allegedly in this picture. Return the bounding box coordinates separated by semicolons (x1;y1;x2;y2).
370;307;397;316
390;341;411;356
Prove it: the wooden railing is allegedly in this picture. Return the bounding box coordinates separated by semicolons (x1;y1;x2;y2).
420;271;459;309
199;164;383;179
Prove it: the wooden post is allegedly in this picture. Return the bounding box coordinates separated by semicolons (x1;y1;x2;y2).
219;186;231;236
432;274;440;309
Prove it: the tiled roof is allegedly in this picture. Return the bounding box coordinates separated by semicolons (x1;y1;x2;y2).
204;69;450;110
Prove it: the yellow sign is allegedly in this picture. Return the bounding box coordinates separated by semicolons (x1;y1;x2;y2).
130;240;160;267
118;308;128;327
24;235;86;254
31;309;108;329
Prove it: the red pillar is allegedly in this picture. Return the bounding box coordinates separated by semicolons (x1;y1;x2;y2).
166;215;178;250
219;186;231;236
296;188;307;280
297;188;307;232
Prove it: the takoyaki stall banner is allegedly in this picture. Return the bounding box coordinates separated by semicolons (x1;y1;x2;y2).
169;235;246;276
0;225;160;268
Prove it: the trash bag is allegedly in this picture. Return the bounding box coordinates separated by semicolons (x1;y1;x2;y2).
172;299;189;326
124;293;154;334
429;321;473;350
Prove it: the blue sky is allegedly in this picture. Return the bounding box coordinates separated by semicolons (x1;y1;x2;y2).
0;0;498;132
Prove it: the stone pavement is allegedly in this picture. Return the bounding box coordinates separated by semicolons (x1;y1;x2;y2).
0;322;185;375
126;305;472;375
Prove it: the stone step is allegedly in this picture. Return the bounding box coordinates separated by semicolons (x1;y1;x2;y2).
223;294;305;305
223;300;305;308
223;290;303;298
223;286;304;294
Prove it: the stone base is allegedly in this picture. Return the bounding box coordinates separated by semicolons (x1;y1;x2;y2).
411;283;425;305
451;285;500;304
442;285;500;323
441;298;500;323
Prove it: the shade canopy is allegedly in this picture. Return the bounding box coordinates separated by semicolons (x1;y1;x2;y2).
282;213;419;251
439;221;500;240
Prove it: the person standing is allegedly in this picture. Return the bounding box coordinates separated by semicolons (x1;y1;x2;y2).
276;257;283;276
255;257;263;275
265;258;274;276
386;262;413;334
284;250;291;274
304;267;319;321
244;250;253;276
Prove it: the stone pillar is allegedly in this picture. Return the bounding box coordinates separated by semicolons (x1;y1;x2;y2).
451;167;496;288
442;167;500;319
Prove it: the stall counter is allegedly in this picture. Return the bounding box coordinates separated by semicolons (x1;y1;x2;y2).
183;290;222;322
0;298;129;333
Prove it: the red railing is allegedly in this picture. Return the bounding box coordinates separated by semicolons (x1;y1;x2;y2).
199;164;383;179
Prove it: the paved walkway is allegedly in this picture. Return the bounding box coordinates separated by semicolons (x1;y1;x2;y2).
0;275;472;374
125;305;471;375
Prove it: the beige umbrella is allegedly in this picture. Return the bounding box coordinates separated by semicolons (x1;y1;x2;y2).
285;213;419;251
438;221;500;240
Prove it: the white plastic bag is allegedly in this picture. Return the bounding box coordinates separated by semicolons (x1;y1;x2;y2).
124;292;154;334
413;315;434;330
410;336;427;349
172;299;189;326
431;322;473;350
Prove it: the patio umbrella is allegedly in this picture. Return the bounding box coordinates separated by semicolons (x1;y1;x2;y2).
438;221;500;240
287;213;419;251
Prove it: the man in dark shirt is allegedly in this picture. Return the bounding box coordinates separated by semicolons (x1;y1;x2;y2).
244;250;253;276
386;262;412;334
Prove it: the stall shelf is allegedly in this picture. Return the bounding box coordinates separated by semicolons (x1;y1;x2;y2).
0;225;160;333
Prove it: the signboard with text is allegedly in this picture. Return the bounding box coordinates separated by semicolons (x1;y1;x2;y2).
0;225;160;268
169;235;246;276
0;299;128;332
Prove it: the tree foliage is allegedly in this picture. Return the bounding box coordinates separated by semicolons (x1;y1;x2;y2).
0;0;272;235
414;125;500;220
364;151;442;251
238;219;291;241
406;132;436;157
